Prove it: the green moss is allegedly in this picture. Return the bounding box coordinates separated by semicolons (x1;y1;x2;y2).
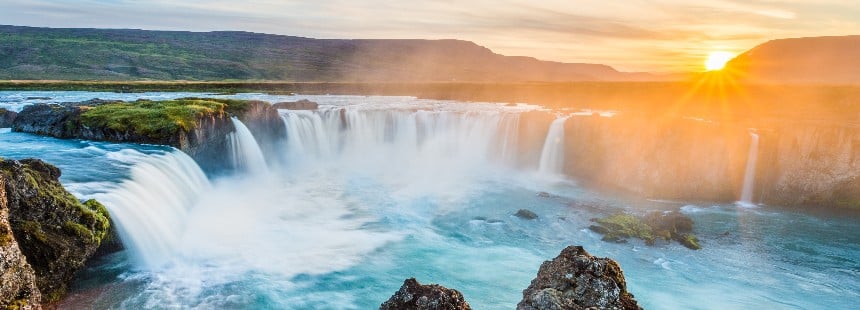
20;221;48;243
595;213;655;245
6;298;29;310
80;199;110;243
679;234;702;250
79;99;221;138
63;221;93;241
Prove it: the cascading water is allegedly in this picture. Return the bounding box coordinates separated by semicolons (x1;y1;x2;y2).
739;130;760;205
94;150;211;269
538;116;569;175
279;108;523;172
227;117;268;174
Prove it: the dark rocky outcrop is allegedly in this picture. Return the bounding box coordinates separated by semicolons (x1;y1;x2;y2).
235;100;286;158
0;159;110;303
11;98;285;172
273;99;318;110
589;211;700;250
0;108;16;128
515;209;539;220
380;278;471;310
0;177;42;310
517;246;641;310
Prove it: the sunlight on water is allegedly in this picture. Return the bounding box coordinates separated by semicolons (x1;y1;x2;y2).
2;92;857;309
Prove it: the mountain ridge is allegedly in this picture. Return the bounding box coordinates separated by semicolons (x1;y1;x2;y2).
0;25;652;82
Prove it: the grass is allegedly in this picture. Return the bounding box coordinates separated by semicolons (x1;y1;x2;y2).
78;98;249;139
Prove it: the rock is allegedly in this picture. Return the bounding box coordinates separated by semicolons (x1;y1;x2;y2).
235;100;287;158
537;192;551;198
0;108;16;128
515;209;539;220
0;158;111;303
517;246;641;310
591;213;656;245
273;99;318;110
590;211;701;249
0;177;42;310
24;97;51;100
380;278;471;310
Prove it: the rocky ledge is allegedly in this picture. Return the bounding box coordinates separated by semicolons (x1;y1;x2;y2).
0;108;16;127
381;246;641;310
0;159;111;307
273;99;318;110
11;98;285;171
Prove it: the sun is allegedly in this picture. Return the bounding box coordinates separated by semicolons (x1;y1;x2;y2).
704;51;734;71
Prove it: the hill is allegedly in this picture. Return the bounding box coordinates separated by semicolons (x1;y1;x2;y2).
0;25;653;82
725;35;860;84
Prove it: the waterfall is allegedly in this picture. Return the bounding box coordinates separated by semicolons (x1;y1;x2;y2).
538;116;569;175
278;108;522;169
227;117;268;174
740;130;760;205
94;151;211;269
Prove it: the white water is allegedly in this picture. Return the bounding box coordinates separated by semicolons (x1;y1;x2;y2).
280;108;523;178
740;131;760;205
538;116;569;175
94;151;211;269
227;117;268;174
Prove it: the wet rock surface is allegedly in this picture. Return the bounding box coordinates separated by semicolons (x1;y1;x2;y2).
515;209;539;220
380;278;471;310
0;108;16;128
589;211;700;250
517;246;642;310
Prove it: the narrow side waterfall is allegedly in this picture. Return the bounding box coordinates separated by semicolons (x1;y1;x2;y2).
538;116;569;175
227;117;268;174
740;131;760;205
94;151;211;269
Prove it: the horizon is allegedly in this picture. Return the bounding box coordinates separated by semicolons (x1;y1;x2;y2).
1;1;858;73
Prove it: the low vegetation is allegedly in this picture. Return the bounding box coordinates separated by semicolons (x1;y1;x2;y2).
79;98;249;138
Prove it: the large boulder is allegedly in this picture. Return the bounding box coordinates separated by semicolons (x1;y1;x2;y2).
380;278;471;310
0;177;42;310
517;246;641;310
0;158;110;303
0;108;16;128
589;211;701;250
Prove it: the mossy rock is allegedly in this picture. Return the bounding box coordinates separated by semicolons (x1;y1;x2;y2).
0;158;112;302
591;211;701;250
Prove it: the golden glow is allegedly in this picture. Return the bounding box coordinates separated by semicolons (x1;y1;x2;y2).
705;51;734;71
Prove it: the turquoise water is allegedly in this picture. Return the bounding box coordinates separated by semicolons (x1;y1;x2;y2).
1;92;858;309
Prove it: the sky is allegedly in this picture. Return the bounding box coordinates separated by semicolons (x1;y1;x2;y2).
1;0;858;72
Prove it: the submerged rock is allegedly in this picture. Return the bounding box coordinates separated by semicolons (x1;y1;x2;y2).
0;158;111;303
515;209;539;220
273;99;318;110
0;108;16;128
517;246;642;310
0;177;42;310
380;278;471;310
589;211;701;250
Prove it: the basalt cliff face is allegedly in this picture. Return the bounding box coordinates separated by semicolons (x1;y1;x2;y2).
0;159;111;305
531;113;860;210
